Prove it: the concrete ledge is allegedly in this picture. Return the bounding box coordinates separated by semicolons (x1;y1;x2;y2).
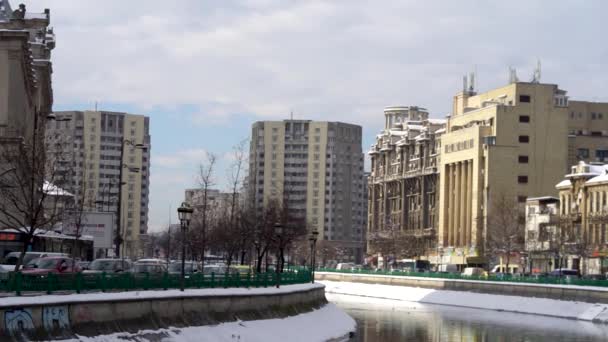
0;284;326;340
316;272;608;304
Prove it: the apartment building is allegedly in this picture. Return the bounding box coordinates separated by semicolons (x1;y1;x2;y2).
248;120;366;262
46;111;151;258
439;79;608;266
185;188;235;213
367;106;445;261
524;196;560;273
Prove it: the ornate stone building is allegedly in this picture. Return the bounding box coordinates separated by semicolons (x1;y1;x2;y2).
367;106;445;262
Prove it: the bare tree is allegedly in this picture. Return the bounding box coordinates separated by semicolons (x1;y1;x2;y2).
0;128;70;271
226;139;248;263
486;193;525;272
193;152;217;271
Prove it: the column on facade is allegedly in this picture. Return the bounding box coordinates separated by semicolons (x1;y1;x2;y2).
459;161;467;247
446;164;452;246
453;162;461;247
466;160;473;246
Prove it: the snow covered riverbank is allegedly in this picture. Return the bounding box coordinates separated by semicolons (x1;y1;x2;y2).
321;280;608;323
48;303;355;342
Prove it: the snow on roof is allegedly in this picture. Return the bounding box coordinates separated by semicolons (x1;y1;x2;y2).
43;181;73;197
556;179;572;189
586;173;608;185
526;196;559;202
427;118;447;125
435;128;446;134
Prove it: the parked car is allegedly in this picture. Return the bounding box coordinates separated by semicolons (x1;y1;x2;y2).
2;251;68;268
131;262;167;275
20;257;80;275
582;274;606;281
462;267;488;277
548;268;580;281
84;259;132;274
77;261;91;270
168;261;199;275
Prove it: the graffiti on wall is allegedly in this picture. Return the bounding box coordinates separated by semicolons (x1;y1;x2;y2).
43;306;70;332
4;308;34;336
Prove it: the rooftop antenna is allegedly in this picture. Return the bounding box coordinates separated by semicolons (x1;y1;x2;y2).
462;75;468;93
290;110;293;121
531;59;541;83
509;66;519;84
468;71;475;93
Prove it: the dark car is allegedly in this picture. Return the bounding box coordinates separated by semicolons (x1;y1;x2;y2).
84;259;132;274
168;261;199;275
131;263;167;275
21;257;80;275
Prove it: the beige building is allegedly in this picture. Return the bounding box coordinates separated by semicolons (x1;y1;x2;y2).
439;78;608;266
0;2;56;228
248;120;366;262
367;106;445;263
554;161;608;274
46;111;151;259
524;196;560;273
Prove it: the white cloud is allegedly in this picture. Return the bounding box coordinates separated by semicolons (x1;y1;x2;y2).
153;148;209;169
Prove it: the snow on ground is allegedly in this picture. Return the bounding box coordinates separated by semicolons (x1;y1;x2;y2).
48;303;355;342
321;280;608;323
0;283;324;307
317;271;608;291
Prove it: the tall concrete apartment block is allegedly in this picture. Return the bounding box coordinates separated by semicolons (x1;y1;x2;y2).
439;80;608;266
46;111;151;258
248;120;366;262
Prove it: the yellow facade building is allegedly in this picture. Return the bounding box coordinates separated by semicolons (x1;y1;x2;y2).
439;80;608;266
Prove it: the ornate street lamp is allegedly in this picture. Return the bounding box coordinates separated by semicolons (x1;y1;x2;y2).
274;222;283;288
309;229;319;283
177;202;193;291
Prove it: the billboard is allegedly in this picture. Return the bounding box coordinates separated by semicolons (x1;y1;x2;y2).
62;212;114;249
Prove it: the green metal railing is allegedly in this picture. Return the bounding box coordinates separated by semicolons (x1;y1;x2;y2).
317;268;608;288
0;270;312;296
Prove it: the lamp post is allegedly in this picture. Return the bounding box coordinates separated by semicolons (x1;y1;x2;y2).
114;138;146;258
177;202;193;291
308;229;319;283
274;222;283;288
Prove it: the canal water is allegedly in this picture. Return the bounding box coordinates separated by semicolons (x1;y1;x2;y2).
327;293;608;342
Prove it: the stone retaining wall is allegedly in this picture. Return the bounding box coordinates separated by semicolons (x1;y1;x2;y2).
316;272;608;304
0;285;326;340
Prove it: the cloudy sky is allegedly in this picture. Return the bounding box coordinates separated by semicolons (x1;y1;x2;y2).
21;0;608;232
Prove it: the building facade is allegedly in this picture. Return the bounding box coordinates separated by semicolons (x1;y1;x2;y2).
248;120;366;262
46;111;151;258
524;196;560;273
439;79;608;267
555;161;608;274
367;106;444;265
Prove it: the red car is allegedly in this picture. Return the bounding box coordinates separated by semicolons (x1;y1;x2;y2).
21;257;80;275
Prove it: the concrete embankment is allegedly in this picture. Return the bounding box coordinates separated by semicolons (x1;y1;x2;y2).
321;280;608;323
0;283;328;341
316;272;608;304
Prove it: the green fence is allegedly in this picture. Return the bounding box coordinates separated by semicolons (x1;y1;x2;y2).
0;270;312;296
316;268;608;288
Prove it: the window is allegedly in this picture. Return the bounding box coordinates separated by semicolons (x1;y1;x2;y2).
519;115;530;123
518;155;529;163
519;95;531;103
592;113;597;120
596;150;608;162
517;196;527;203
577;149;590;158
519;135;529;143
518;176;528;184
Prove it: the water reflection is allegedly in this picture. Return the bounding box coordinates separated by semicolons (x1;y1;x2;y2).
327;293;608;342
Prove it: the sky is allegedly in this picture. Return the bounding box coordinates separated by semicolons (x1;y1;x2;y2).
20;0;608;232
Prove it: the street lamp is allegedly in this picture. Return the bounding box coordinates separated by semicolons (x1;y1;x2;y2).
309;229;319;283
114;139;147;258
177;202;193;291
274;222;283;288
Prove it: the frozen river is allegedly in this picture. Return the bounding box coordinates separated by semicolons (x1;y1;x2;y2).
327;292;608;342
